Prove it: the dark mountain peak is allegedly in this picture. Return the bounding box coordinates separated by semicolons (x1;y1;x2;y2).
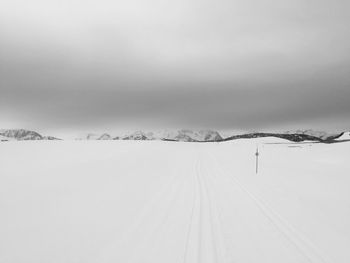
0;129;43;140
123;131;149;140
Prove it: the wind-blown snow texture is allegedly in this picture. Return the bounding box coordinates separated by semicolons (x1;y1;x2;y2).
0;139;349;263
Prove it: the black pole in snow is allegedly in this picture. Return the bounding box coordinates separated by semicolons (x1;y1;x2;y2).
255;147;259;174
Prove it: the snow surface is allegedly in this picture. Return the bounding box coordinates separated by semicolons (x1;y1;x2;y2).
0;135;14;141
0;139;350;263
337;132;350;141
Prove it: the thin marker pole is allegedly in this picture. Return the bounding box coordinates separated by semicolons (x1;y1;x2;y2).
255;147;259;174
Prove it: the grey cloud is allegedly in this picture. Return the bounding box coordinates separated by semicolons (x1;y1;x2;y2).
1;72;350;130
1;0;350;131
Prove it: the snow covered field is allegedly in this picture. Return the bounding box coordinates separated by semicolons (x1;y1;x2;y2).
1;139;350;263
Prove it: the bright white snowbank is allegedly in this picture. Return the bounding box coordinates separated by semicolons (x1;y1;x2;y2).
337;132;350;141
0;139;349;263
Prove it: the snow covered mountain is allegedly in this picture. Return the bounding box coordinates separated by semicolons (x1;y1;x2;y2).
155;129;223;142
1;128;347;143
122;131;149;140
178;129;222;141
0;129;60;141
106;129;223;142
0;129;43;140
77;133;112;140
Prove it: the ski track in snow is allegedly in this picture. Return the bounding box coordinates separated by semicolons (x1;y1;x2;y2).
99;146;334;263
205;151;331;263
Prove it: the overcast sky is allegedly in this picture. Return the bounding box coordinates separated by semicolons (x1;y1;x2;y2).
1;0;350;136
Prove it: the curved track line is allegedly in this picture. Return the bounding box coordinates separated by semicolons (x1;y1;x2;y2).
96;166;186;262
207;151;333;263
182;159;199;263
198;151;230;263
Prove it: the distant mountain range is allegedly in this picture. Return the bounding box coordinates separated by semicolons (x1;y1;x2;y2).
0;129;348;143
0;129;61;141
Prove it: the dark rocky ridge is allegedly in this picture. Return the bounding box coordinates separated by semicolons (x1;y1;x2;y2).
222;132;344;143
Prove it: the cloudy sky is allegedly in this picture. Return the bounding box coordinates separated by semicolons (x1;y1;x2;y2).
1;0;350;136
